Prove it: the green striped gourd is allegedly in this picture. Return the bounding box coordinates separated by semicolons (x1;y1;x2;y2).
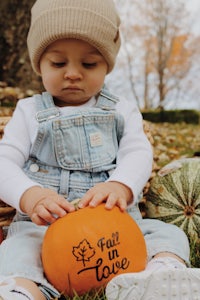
145;158;200;240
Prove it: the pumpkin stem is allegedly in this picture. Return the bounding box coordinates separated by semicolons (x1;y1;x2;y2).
71;198;81;211
184;205;195;217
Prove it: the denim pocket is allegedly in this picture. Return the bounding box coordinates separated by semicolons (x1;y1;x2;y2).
52;112;118;171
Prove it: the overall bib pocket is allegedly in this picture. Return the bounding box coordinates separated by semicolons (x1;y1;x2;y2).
52;112;118;171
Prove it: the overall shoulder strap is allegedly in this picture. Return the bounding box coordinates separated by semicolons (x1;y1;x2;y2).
96;85;125;143
95;85;120;110
33;92;60;122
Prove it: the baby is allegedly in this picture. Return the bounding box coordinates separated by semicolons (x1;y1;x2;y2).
0;0;199;299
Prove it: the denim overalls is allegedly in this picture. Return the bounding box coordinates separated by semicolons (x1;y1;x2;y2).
23;88;124;204
0;88;190;299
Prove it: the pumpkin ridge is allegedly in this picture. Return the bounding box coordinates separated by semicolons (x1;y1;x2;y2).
148;196;184;212
147;188;183;210
193;216;200;238
189;169;200;207
180;164;190;203
156;214;185;224
181;217;190;234
173;216;187;228
191;174;200;206
163;173;187;207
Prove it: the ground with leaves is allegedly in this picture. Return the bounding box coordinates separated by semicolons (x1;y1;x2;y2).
149;122;200;167
0;115;200;300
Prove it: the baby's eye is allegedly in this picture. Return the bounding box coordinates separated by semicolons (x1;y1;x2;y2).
82;62;97;69
51;61;66;68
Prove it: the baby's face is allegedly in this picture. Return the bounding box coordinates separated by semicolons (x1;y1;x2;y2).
39;39;108;106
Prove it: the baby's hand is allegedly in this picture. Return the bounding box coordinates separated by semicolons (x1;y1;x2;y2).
78;181;133;211
20;186;75;225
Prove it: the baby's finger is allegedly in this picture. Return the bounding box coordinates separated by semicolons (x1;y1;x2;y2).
58;198;75;213
34;204;58;224
117;197;127;211
78;192;93;208
88;192;107;207
105;195;127;211
31;211;53;226
104;193;117;210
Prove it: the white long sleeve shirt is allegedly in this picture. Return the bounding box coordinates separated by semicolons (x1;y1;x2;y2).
0;95;153;212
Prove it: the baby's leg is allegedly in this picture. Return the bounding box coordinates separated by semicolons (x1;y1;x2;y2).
16;278;46;299
0;221;60;300
0;277;46;300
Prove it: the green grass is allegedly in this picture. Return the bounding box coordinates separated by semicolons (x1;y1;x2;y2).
59;288;107;300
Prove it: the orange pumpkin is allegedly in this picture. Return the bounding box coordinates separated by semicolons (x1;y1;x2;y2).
42;204;147;296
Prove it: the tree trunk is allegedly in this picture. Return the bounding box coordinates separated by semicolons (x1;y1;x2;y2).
0;0;42;92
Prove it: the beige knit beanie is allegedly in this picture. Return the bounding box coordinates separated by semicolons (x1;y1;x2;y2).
27;0;121;74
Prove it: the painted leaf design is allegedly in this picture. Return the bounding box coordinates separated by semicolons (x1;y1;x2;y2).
72;239;95;267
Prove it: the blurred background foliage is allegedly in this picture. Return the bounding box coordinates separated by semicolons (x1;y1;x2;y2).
0;0;42;92
1;0;200;111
